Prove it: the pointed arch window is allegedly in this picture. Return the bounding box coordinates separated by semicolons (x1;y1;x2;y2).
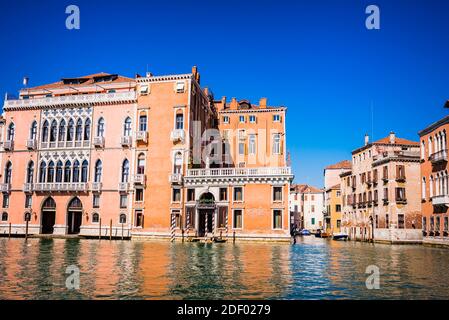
72;160;80;182
97;118;105;137
7;123;15;141
75;119;83;141
121;159;130;183
4;161;12;184
124;117;132;136
81;160;88;183
94;160;102;183
39;162;47;183
84;119;91;141
137;154;145;175
42;121;49;142
50;120;58;142
56;161;63;183
67;119;75;141
174;152;182;174
26;161;34;184
58;119;66;141
30;121;38;140
47;161;55;183
64;161;72;182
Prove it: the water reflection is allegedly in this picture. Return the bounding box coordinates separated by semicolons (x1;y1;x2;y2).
1;237;449;299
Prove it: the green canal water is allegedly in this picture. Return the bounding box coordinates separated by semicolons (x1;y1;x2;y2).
1;236;449;299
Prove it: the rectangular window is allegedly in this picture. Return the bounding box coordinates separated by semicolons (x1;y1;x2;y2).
249;115;256;123
2;195;9;208
175;114;184;130
187;189;195;202
383;188;388;201
444;217;448;231
398;214;405;229
273;186;283;201
239;115;245;123
219;188;228;201
336;204;341;212
337;220;341;228
272;133;281;155
25;195;32;209
273;114;280;122
135;210;143;227
233;187;243;201
396;165;405;180
395;187;406;202
311;205;315;212
386;214;390;228
139;115;147;131
383;166;388;180
172;188;181;202
218;207;228;228
233;209;243;229
175;81;185;93
172;210;181;228
222;116;229;124
248;134;256;155
93;194;100;208
120;195;127;208
239;142;245;155
135;188;144;202
311;217;315;225
273;210;282;229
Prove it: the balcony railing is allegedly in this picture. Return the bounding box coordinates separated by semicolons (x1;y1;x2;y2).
0;183;11;193
118;182;129;193
396;175;406;183
91;182;102;192
121;136;132;147
41;140;90;149
186;167;292;177
430;150;448;164
132;174;146;185
23;183;33;193
431;195;449;206
93;136;105;148
170;129;185;143
4;91;137;110
136;131;148;143
3;140;13;151
33;182;88;192
26;139;37;150
396;198;407;205
169;173;183;184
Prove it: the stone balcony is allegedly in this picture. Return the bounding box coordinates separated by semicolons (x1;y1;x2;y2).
136;131;148;143
33;182;88;192
430;150;448;165
170;129;185;143
0;183;11;193
169;173;183;184
121;136;132;147
3;140;13;151
91;182;102;192
93;136;105;148
431;195;449;207
132;174;146;186
26;139;37;150
23;183;33;193
118;182;129;193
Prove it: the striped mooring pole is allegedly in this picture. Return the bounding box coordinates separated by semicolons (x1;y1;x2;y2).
186;211;190;239
225;210;229;240
170;213;176;242
205;213;208;238
212;210;215;237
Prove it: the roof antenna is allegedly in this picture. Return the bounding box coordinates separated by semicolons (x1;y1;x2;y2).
370;100;374;141
23;76;29;87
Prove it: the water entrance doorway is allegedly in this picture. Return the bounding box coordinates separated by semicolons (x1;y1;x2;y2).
67;197;83;234
41;197;56;234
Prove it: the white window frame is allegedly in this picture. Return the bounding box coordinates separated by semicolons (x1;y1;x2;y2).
272;185;283;203
232;208;244;230
273;114;280;122
233;186;244;203
249;115;256;123
175;81;185;93
139;84;150;95
222;116;229;124
239;115;245;123
272;209;283;230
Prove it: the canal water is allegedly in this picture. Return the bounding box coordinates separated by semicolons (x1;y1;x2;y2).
1;236;449;300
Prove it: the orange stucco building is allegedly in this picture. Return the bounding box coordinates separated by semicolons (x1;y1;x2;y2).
0;67;293;241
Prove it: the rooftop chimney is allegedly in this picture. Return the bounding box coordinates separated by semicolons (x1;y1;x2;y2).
230;97;238;109
444;100;449;109
221;96;227;109
259;97;267;108
364;134;369;146
389;131;396;144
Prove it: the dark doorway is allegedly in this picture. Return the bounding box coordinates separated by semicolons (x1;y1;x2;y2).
198;210;214;237
41;197;56;234
67;197;83;234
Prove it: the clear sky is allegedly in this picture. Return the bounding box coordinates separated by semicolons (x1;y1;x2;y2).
1;0;448;187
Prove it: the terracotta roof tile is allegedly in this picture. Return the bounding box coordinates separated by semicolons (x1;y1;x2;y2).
325;160;352;170
373;136;419;146
291;184;323;193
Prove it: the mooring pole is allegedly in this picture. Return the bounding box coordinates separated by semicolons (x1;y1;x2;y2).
121;223;124;240
25;220;29;240
233;230;236;244
109;219;112;241
8;222;11;238
99;218;102;240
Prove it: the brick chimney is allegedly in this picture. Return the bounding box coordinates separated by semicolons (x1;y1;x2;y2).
389;131;396;144
259;97;267;108
221;96;227;109
230;97;238;110
364;134;369;146
192;65;200;83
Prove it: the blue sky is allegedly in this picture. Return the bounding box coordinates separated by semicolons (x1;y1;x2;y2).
1;0;449;187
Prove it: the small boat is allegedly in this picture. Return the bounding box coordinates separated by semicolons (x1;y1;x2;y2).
332;233;349;241
298;229;311;236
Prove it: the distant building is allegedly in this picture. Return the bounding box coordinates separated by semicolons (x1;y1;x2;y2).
418;106;449;246
340;133;422;243
289;184;324;231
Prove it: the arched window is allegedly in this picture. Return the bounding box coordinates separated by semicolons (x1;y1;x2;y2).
97;117;105;137
428;137;433;157
4;161;12;184
430;175;434;198
84;119;91;141
121;159;129;183
137;153;145;174
92;213;100;223
1;212;8;222
75;119;83;141
72;160;80;182
139;114;147;132
26;161;34;184
94;160;102;183
81;160;88;182
50;120;57;142
56;161;63;183
58;119;66;142
64;161;71;182
39;162;46;183
30;121;38;140
47;161;55;183
42;121;49;142
42;197;56;210
68;197;83;210
174;152;182;174
123;117;132;136
7;123;15;141
67;119;75;141
119;213;126;224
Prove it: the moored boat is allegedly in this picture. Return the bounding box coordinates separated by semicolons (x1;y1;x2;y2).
332;233;349;241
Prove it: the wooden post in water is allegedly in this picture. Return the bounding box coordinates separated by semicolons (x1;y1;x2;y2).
181;228;184;243
25;220;29;240
8;222;11;238
233;230;236;244
121;223;124;240
109;219;112;241
99;218;102;240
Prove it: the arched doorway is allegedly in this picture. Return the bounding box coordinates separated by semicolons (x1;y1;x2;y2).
197;192;215;237
41;197;56;234
67;197;83;234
